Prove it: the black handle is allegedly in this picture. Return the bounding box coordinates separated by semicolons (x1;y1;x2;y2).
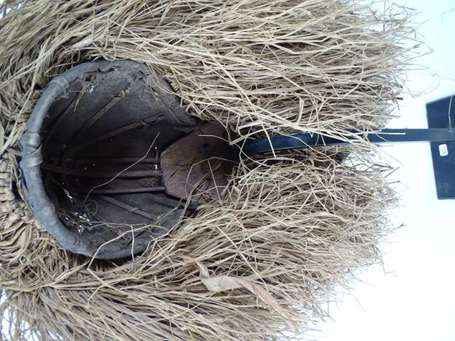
244;128;455;155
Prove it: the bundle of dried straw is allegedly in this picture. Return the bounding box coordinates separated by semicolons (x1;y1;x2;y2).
0;0;413;340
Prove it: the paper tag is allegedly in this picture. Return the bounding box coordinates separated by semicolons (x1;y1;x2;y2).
439;144;449;157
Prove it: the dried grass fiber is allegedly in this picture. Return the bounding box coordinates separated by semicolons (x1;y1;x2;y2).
0;0;412;340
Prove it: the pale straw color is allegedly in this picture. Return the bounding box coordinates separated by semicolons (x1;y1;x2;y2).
0;1;416;340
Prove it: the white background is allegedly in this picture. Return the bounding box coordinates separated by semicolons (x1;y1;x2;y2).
320;1;455;340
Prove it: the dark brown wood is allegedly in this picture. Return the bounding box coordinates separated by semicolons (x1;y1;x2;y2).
160;122;238;202
42;164;162;179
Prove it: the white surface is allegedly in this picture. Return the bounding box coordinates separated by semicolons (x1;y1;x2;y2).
319;1;455;341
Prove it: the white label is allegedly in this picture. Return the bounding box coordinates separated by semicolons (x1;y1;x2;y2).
439;144;449;157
